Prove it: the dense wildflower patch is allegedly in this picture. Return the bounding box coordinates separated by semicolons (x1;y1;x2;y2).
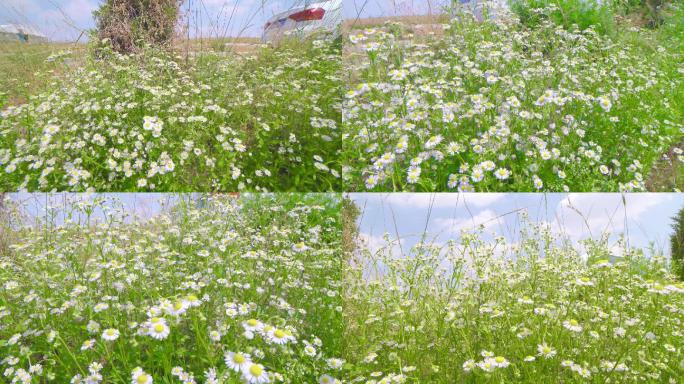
0;38;342;192
342;6;684;191
0;194;346;383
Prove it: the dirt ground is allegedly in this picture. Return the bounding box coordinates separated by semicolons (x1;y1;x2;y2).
175;36;265;54
646;139;684;191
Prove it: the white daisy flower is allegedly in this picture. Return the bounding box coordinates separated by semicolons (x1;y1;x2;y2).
319;374;337;384
225;351;252;373
241;363;270;384
148;322;170;340
101;328;120;341
131;367;153;384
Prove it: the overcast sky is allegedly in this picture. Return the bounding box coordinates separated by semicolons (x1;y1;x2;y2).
351;193;684;258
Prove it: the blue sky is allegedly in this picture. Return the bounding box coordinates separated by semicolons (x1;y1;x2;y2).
0;0;447;41
350;193;684;258
0;0;322;41
6;192;681;259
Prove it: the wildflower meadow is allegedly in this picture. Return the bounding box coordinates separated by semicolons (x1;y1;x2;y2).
342;2;684;192
2;193;684;383
0;193;346;383
0;37;342;192
2;0;684;382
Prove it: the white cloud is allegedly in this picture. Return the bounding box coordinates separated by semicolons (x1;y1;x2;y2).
431;209;502;235
461;193;507;208
0;0;98;40
357;232;387;253
357;231;406;260
553;193;674;239
0;0;42;23
61;0;97;24
355;193;681;259
379;193;505;210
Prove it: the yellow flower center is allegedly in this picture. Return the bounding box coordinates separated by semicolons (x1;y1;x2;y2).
107;330;115;336
154;324;165;333
274;329;285;339
234;353;246;364
151;317;161;323
322;377;330;383
542;346;551;353
247;319;258;327
249;364;263;376
569;319;578;326
495;356;505;363
137;374;149;384
174;301;183;310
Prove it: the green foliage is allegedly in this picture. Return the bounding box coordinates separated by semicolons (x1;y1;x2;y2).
629;0;667;27
342;9;683;192
657;0;684;52
671;206;684;280
510;0;616;35
341;196;361;255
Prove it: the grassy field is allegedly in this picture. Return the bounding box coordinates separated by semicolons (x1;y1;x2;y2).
1;2;683;193
343;14;449;31
0;37;263;107
0;41;86;105
176;36;265;54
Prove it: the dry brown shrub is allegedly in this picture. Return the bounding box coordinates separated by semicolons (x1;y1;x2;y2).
94;0;181;53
